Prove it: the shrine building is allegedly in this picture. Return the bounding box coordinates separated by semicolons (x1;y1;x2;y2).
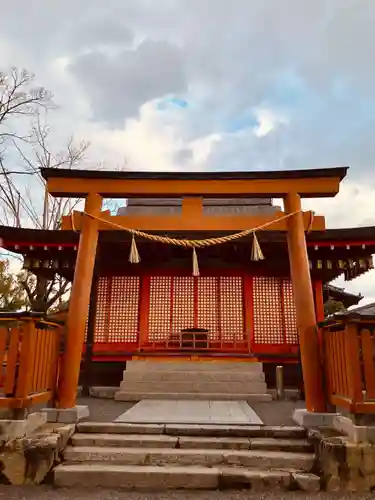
1;166;374;412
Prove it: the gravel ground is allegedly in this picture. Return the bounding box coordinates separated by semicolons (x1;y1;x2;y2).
76;396;305;426
0;487;374;500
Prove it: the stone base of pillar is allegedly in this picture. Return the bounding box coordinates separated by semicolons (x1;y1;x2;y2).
0;412;47;440
293;408;339;428
333;415;375;444
41;405;90;424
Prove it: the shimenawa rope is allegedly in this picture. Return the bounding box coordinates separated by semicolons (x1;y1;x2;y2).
70;209;314;275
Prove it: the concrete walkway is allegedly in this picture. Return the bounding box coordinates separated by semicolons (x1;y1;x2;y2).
115;399;263;425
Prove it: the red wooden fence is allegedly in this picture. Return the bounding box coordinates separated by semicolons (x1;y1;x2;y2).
321;318;375;413
0;315;62;409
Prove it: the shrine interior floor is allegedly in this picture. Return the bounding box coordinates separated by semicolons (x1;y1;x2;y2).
75;396;305;426
115;399;264;425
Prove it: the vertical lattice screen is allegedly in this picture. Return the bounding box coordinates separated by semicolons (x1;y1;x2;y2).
172;277;195;333
220;277;244;341
253;277;298;345
282;280;298;343
148;276;244;343
253;277;284;344
92;274;298;347
94;277;110;342
197;277;219;338
94;276;140;343
108;276;140;342
148;276;172;341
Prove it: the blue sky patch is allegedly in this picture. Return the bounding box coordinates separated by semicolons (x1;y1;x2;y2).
157;96;189;110
226;113;258;133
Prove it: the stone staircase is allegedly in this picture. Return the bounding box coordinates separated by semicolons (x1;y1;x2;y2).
54;422;320;491
115;360;272;402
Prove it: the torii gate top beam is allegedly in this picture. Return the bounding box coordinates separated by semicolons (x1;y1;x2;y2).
41;166;348;199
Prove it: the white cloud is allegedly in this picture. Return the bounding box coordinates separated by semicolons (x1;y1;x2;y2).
303;179;375;229
253;109;288;137
1;0;375;303
303;179;375;303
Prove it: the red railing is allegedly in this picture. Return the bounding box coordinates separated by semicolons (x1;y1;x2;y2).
0;313;62;409
321;317;375;413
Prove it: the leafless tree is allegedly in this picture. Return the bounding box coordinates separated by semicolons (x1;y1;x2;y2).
0;67;90;312
0;67;52;147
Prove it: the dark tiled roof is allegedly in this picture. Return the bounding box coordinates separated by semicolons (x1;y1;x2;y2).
347;302;375;316
326;302;375;322
40;166;349;181
2;224;375;245
325;284;363;307
325;284;363;299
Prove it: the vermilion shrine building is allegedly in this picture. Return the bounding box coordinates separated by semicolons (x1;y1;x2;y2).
1;166;374;412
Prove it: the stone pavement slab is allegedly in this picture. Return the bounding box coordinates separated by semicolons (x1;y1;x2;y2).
115;400;263;425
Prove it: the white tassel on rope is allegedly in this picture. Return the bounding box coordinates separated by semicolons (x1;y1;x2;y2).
192;247;200;276
129;234;141;264
251;233;264;261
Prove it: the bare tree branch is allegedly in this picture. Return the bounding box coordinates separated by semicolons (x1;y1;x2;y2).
0;170;33;175
0;67;90;312
46;279;70;310
0;68;53;136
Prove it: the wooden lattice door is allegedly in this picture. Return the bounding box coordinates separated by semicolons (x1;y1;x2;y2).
252;276;298;354
93;276;140;350
146;275;247;352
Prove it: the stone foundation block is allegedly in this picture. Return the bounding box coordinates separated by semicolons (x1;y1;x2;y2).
293;408;338;428
291;472;321;492
0;412;47;442
318;435;375;491
333;415;375;444
0;422;75;485
42;405;89;424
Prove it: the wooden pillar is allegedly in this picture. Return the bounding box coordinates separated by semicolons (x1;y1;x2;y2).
284;192;325;412
81;274;98;397
57;193;102;408
314;280;325;323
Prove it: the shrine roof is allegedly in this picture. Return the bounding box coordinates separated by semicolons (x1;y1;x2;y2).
1;224;375;246
41;166;348;182
322;302;375;322
324;284;363;307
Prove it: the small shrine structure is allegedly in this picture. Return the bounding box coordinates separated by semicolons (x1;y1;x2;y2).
1;166;375;413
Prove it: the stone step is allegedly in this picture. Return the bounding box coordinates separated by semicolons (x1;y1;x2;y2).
117;380;268;394
176;436;313;453
125;360;264;373
71;433;313;453
77;422;307;439
120;370;266;384
71;433;179;448
54;463;321;491
63;446;315;471
115;391;272;402
247;437;313;453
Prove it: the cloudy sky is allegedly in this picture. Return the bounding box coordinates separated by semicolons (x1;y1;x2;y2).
1;0;375;303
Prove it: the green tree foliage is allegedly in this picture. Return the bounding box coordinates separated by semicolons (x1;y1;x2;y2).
0;259;28;312
324;297;346;317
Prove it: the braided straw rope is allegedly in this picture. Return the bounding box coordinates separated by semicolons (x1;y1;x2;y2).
71;209;314;248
